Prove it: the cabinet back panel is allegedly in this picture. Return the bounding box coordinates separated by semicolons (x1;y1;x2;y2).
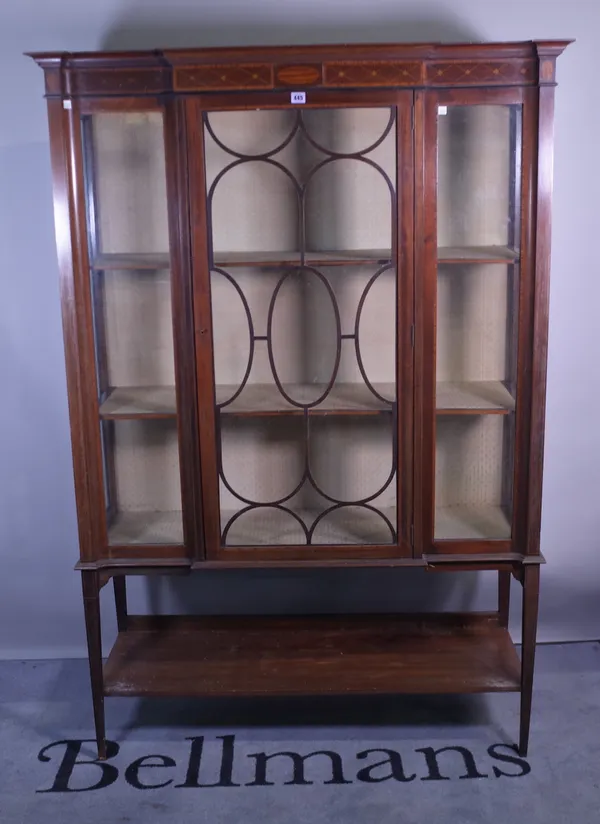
88;112;170;254
436;264;510;383
112;419;182;513
436;415;505;508
437;105;512;248
100;269;175;387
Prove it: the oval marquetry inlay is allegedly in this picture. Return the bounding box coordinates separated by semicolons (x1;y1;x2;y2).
275;64;322;86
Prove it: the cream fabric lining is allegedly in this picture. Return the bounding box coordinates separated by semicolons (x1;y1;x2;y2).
92;113;170;254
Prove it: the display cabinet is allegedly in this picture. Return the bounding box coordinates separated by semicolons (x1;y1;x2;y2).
30;39;571;759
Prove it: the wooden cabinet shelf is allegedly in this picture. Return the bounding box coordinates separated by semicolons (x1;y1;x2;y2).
91;252;170;270
213;250;392;267
435;505;511;541
437;246;519;264
104;613;521;697
98;383;394;419
215;383;394;416
436;381;515;414
221;506;396;546
99;381;515;419
91;246;518;271
100;386;176;418
108;510;183;546
214;247;520;268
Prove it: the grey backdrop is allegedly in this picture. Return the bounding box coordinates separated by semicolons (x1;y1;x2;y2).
1;0;597;659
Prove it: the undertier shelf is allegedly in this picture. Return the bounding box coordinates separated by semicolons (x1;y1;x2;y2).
103;613;521;698
108;510;183;546
435;505;511;541
90;246;518;271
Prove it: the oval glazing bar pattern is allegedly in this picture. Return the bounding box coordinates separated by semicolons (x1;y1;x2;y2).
204;106;399;547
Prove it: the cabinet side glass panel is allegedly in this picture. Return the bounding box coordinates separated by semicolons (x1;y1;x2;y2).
203;107;398;547
82;112;182;545
435;104;521;541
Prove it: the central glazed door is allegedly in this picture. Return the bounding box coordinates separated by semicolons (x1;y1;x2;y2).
186;91;414;561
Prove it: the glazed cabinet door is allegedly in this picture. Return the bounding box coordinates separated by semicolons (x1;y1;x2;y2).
72;99;200;561
418;87;534;555
187;92;414;561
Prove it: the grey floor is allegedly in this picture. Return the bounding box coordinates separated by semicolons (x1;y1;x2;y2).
1;642;600;823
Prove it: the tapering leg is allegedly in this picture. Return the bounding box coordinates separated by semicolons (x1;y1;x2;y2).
519;564;540;757
498;571;511;628
113;575;128;632
82;570;106;760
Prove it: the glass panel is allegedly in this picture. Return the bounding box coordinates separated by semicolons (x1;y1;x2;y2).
94;267;175;390
82;112;182;544
87;112;170;256
105;419;183;546
435;104;521;540
204;106;398;546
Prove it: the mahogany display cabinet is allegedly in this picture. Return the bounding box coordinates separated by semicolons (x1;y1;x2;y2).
30;39;571;758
